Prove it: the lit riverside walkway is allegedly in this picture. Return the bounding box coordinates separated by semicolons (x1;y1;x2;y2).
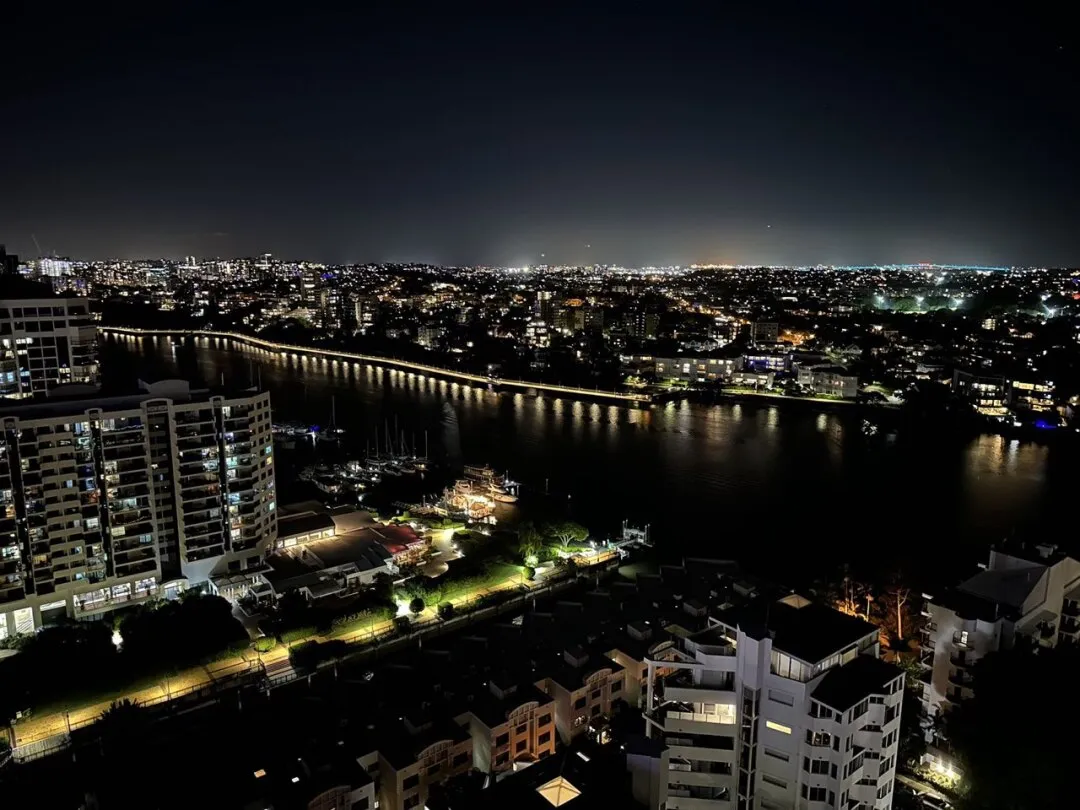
11;549;617;748
100;327;652;404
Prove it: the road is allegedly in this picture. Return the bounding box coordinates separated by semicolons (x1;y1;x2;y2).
897;771;953;805
10;547;617;748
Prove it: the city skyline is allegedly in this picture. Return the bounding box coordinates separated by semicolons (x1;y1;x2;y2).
3;6;1078;266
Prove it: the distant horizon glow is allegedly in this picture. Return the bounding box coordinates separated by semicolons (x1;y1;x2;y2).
2;8;1078;265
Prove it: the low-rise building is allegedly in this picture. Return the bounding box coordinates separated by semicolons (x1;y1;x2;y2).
538;645;627;744
797;365;860;399
654;356;741;383
457;676;557;774
729;369;774;389
374;715;474;810
1009;378;1055;412
951;369;1009;416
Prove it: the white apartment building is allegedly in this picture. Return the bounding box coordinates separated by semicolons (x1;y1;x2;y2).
637;594;904;810
920;543;1080;721
0;380;277;638
795;365;859;400
0;288;99;398
654;356;741;384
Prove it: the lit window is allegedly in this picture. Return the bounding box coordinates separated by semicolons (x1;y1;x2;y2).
253;769;266;778
766;720;792;735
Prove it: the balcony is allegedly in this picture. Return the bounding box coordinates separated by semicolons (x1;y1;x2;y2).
949;653;971;668
666;786;732;810
952;632;972;650
947;669;973;689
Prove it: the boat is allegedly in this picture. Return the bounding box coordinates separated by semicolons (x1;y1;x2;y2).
322;396;346;443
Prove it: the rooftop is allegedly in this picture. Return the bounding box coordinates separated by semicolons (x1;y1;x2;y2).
0;378;263;419
713;596;877;664
305;533;393;571
546;652;624;693
277;510;336;539
811;654;902;712
468;681;554;730
468;746;634;810
377;716;471;771
958;565;1045;610
0;276;61;301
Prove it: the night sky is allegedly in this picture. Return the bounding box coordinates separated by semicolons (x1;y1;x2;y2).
3;5;1078;266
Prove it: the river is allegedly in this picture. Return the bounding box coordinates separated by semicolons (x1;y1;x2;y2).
101;333;1070;589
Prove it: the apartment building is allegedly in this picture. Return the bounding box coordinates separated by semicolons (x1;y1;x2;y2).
796;365;860;399
606;620;680;709
0;380;277;637
654;356;740;384
456;675;557;774
637;594;903;810
919;543;1080;721
951;369;1009;416
373;716;473;810
0;282;99;398
538;645;627;744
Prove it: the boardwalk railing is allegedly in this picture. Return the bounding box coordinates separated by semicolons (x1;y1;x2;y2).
101;327;652;404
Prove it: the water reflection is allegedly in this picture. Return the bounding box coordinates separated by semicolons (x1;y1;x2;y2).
103;335;1064;584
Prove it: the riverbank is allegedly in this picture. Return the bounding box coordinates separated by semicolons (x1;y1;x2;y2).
8;546;618;753
100;326;650;405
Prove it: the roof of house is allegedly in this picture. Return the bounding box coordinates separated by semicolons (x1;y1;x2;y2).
377;717;471;771
277;511;336;539
467;682;554;730
545;653;624;693
372;524;425;555
811;654;901;712
467;746;634;810
304;533;393;571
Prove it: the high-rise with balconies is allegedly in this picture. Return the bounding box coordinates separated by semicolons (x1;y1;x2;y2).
0;380;276;639
0;279;99;399
919;542;1080;720
635;594;904;810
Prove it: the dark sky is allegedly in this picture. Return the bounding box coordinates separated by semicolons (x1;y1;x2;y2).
2;5;1078;266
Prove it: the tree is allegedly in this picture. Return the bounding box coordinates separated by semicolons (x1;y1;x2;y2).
545;521;589;547
409;596;426;616
517;520;544;560
98;699;151;755
947;644;1080;809
884;576;915;645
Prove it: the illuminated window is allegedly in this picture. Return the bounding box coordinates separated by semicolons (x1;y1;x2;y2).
766;720;792;735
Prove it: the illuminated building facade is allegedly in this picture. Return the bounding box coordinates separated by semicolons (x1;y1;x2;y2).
0;288;99;398
637;596;903;810
0;381;276;638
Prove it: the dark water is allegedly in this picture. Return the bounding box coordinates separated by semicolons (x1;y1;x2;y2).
102;334;1071;589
